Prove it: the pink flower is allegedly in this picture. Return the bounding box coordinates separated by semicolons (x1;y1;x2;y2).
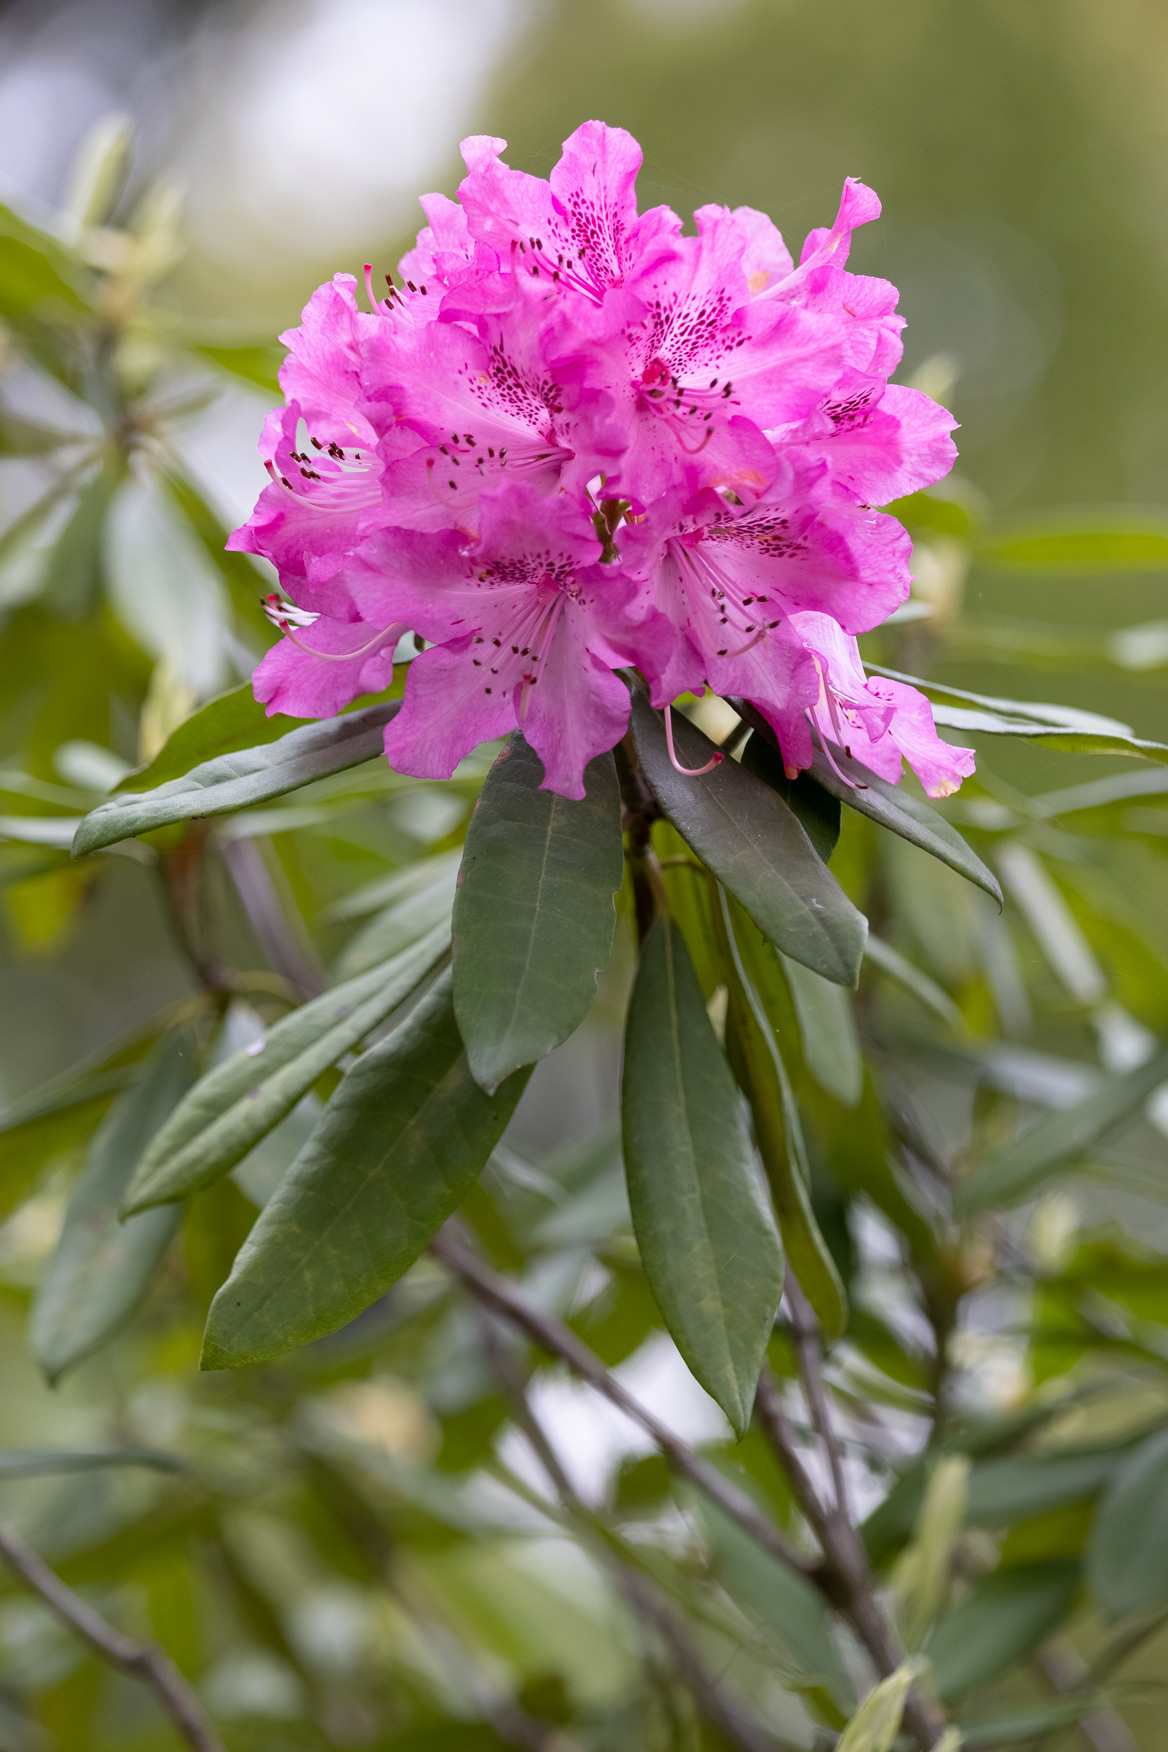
231;120;972;803
260;482;672;800
456;122;681;302
773;612;976;799
620;461;912;716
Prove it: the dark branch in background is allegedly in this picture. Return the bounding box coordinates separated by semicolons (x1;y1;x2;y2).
219;834;325;998
754;1366;946;1752
474;1308;783;1752
785;1280;851;1520
429;1230;811;1576
0;1517;225;1752
158;821;233;995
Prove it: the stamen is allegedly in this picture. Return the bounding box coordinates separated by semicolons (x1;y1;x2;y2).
264;598;409;665
664;704;724;777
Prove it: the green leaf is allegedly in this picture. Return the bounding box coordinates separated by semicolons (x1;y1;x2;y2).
194;343;283;395
864;935;965;1031
335;858;460;979
453;734;622;1093
160;469;276;640
31;1030;198;1383
0;1448;182;1478
124;927;451;1213
42;463;122;620
957;1038;1168;1212
630;693;866;987
621;914;784;1433
717;894;847;1342
116;683;298;793
200;971;531;1369
959;1695;1109;1747
700;1498;853;1705
980;510;1168;572
0;201;88;322
835;1665;920;1752
808;744;1001;906
924;1561;1080;1699
740;731;841;862
868;666;1168;765
72;700;401;855
780;953;863;1108
1086;1425;1168;1620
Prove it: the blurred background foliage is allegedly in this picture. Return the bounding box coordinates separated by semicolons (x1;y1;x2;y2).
5;1;1168;1748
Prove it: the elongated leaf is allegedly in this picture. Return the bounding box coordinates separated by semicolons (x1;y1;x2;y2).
740;732;841;862
0;201;88;321
700;1499;853;1706
864;935;965;1030
31;1031;197;1383
958;1038;1168;1212
0;1448;182;1478
719;896;847;1342
868;666;1168;765
959;1695;1110;1747
73;700;402;856
117;683;297;794
980;511;1168;572
453;735;622;1093
1086;1425;1168;1620
194;342;283;395
201;972;530;1369
324;849;461;923
621;914;784;1433
43;463;121;620
924;1561;1080;1699
836;1666;918;1752
810;747;1000;906
124;927;450;1213
336;859;459;979
631;693;866;987
780;953;863;1108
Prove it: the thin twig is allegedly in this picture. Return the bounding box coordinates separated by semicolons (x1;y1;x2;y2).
0;1517;225;1752
474;1310;782;1752
753;1368;946;1751
785;1280;851;1522
429;1230;812;1578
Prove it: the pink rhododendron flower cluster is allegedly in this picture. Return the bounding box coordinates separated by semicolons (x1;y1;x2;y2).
230;122;974;802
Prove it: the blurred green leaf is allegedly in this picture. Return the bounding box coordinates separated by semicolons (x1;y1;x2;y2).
863;935;965;1030
335;856;459;979
193;342;283;395
72;699;402;855
125;924;450;1212
31;1029;197;1382
924;1561;1080;1699
453;735;622;1094
201;971;531;1369
1086;1425;1168;1621
835;1664;919;1752
621;914;784;1433
41;463;122;620
780;952;863;1108
958;1695;1110;1747
0;201;88;321
700;1497;853;1704
958;1039;1168;1212
631;692;866;987
0;1447;181;1477
980;509;1168;571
